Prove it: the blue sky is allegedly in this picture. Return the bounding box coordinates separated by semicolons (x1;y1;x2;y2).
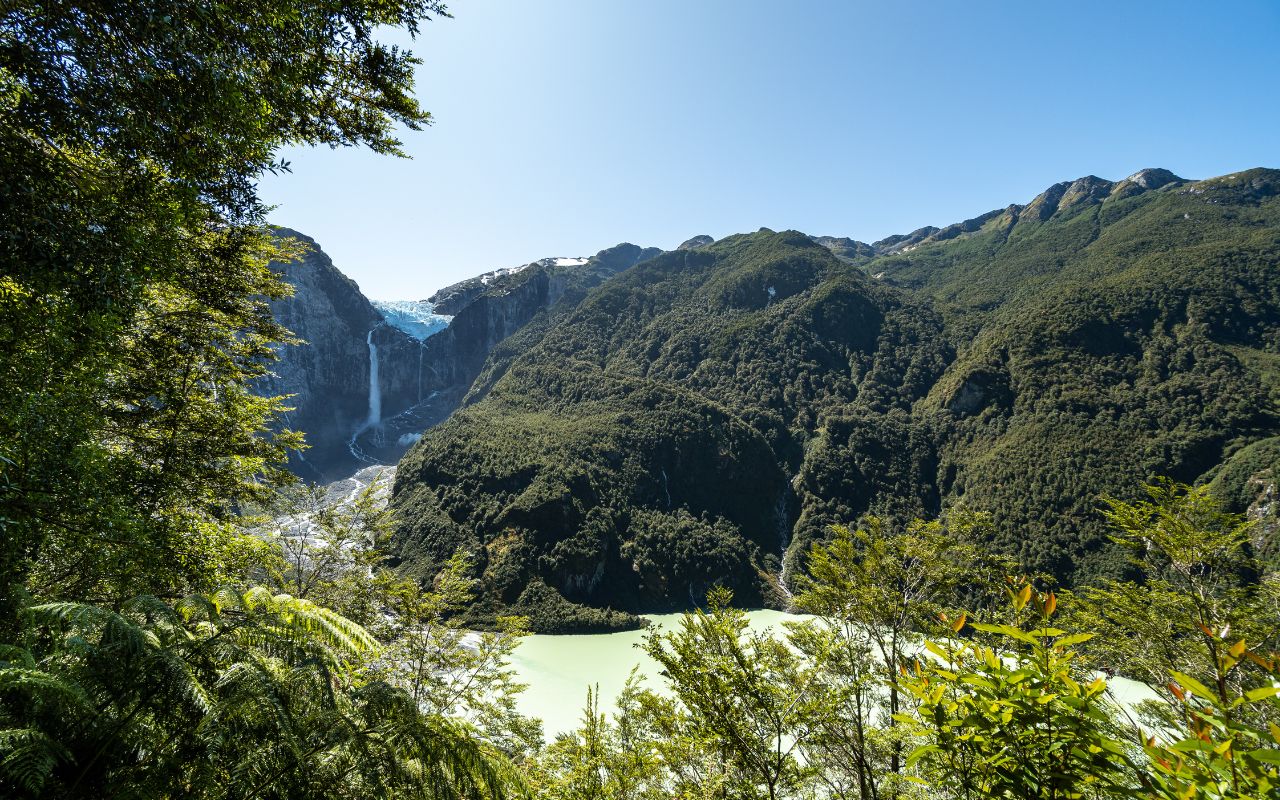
258;0;1280;299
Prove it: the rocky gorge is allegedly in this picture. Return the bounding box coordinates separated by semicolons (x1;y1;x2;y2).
257;229;660;481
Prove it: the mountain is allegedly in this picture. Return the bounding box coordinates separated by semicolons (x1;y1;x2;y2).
255;228;412;483
387;168;1280;632
258;233;661;482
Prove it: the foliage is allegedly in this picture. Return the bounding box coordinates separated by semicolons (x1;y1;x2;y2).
900;583;1137;799
895;482;1280;799
0;4;542;797
531;482;1280;800
640;587;823;800
787;511;1009;798
1069;482;1280;729
392;171;1280;626
0;588;518;799
528;676;665;800
1140;637;1280;798
0;0;448;621
248;475;544;758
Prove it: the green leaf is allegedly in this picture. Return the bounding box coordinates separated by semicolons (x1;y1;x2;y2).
1247;749;1280;765
970;622;1037;645
1054;633;1095;648
905;744;940;769
1244;686;1280;703
1170;671;1219;704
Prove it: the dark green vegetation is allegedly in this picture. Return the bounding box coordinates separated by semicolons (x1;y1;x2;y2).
0;2;525;797
529;483;1280;800
391;168;1280;630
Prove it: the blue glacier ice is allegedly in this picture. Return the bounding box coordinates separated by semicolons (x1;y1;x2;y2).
372;300;453;341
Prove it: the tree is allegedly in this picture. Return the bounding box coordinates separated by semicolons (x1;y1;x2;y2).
1070;481;1280;730
791;511;1002;794
530;675;665;800
252;470;398;626
1068;480;1280;798
248;474;543;758
786;616;891;800
0;0;448;621
899;582;1138;800
373;553;543;759
1140;636;1280;799
0;588;519;799
640;587;822;800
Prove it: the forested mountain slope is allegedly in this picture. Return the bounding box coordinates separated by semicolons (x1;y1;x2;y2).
260;233;660;481
389;168;1280;631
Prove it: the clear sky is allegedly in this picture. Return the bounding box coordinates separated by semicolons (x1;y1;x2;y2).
258;0;1280;300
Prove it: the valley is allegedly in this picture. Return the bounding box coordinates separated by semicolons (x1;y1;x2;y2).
8;4;1279;796
264;168;1280;632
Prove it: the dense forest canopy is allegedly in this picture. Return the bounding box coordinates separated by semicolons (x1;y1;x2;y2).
391;171;1280;631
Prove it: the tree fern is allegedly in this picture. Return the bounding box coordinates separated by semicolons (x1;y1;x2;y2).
0;588;520;799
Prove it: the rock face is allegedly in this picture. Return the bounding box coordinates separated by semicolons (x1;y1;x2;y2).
258;230;661;482
256;229;421;482
677;234;714;250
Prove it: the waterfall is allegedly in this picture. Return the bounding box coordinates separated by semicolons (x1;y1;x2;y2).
366;327;381;428
417;341;424;403
775;491;794;601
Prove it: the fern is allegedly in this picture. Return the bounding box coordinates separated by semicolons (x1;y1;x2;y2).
0;588;521;799
0;728;68;795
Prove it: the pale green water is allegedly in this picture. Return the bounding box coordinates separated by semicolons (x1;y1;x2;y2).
509;609;1160;739
509;610;806;737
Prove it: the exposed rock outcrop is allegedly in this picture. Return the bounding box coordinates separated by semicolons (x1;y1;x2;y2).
677;234;715;250
257;229;421;482
259;231;661;481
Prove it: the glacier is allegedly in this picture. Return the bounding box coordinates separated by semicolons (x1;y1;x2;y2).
371;299;453;341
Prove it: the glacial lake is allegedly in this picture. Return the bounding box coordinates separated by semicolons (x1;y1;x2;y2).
508;610;1160;739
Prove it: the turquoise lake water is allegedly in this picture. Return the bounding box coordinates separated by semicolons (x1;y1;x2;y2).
508;610;1159;738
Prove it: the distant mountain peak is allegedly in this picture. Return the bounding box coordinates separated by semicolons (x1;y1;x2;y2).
811;235;877;264
1123;167;1183;189
678;235;715;250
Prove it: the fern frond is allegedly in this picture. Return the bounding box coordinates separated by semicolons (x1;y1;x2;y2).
0;667;88;707
0;727;74;796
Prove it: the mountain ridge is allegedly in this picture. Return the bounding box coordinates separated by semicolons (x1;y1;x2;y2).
386;166;1280;631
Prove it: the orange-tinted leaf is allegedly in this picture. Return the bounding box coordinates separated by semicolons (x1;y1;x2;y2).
1245;651;1275;671
1014;584;1032;611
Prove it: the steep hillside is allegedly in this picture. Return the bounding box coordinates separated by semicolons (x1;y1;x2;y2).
388;168;1280;631
391;230;951;630
260;233;660;482
256;228;418;482
872;168;1280;578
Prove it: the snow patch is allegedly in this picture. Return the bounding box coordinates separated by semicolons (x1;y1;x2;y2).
470;256;589;289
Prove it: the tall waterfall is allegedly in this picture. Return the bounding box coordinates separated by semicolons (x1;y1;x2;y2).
366;328;381;428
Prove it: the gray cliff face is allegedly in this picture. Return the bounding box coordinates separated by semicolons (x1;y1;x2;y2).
260;231;660;482
258;229;421;482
